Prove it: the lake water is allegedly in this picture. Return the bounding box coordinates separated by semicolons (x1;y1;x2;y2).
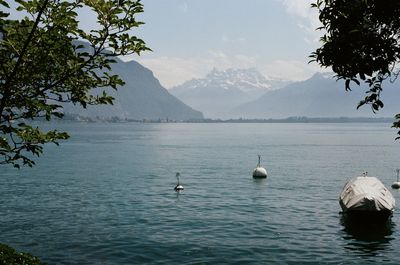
1;122;400;264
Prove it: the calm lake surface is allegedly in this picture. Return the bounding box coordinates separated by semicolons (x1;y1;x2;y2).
1;122;400;264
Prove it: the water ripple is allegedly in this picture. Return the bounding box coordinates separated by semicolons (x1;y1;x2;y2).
1;123;400;264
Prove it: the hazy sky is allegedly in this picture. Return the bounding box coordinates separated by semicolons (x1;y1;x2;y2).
6;0;325;88
127;0;326;88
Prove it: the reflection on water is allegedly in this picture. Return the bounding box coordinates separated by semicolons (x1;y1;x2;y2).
252;177;268;186
341;213;395;256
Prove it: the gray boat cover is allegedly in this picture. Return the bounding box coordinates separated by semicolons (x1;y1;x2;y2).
339;176;395;212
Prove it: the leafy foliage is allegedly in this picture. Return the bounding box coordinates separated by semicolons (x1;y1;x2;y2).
0;0;149;167
310;0;400;138
0;243;45;265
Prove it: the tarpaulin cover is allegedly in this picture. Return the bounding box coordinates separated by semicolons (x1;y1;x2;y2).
339;176;395;212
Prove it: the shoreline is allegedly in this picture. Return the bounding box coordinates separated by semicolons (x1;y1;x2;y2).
55;115;395;124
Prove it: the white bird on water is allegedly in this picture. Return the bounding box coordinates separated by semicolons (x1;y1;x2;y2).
174;172;184;192
252;155;267;178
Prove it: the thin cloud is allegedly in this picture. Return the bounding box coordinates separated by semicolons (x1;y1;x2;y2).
135;52;258;88
261;59;330;81
178;1;188;13
136;56;206;88
279;0;322;43
221;34;246;45
281;0;314;18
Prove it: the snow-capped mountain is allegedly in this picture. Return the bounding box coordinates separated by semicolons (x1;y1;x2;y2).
194;67;272;92
169;68;291;118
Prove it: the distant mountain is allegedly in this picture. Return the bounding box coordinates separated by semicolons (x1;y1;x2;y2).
169;68;291;118
233;72;399;118
63;59;203;121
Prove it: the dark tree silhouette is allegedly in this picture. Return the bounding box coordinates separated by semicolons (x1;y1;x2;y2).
311;0;400;138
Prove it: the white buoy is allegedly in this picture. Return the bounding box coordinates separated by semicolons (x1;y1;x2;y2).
174;172;184;192
252;155;267;178
392;169;400;189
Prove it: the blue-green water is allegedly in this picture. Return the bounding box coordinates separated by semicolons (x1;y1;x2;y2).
1;122;400;264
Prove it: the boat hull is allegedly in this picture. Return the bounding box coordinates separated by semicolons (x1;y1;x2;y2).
341;209;393;223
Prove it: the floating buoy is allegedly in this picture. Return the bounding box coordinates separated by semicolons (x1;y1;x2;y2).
392;183;400;189
174;172;184;192
392;169;400;189
252;155;267;178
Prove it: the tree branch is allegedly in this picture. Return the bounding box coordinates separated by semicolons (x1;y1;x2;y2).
0;0;50;123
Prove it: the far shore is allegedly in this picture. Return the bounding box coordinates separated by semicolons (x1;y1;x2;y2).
47;115;395;124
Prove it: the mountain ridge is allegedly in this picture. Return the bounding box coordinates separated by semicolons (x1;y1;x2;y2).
233;72;399;119
63;58;204;121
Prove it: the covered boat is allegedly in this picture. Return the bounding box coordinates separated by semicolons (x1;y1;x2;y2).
339;174;395;222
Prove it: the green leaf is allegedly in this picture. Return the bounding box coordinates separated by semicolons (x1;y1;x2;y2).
357;100;366;109
345;79;351;91
0;1;10;8
351;78;360;86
